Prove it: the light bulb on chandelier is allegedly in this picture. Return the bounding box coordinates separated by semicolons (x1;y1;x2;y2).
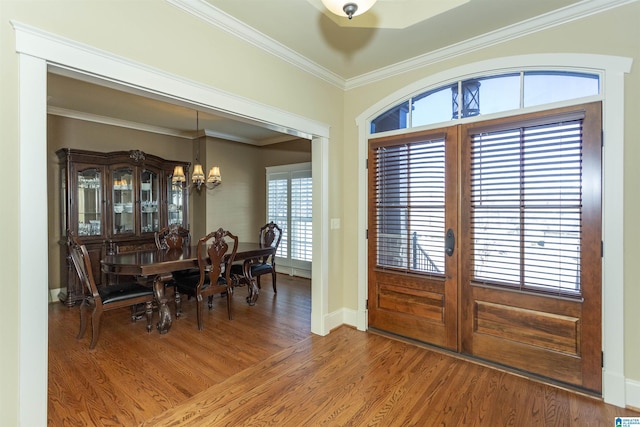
320;0;377;19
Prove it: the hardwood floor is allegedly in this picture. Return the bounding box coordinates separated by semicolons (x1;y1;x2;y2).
49;275;638;426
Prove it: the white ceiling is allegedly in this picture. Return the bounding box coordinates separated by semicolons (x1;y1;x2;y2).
48;0;601;144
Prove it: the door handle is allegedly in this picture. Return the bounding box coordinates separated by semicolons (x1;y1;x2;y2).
445;228;455;257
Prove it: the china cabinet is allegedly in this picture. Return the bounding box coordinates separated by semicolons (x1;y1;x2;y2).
57;148;190;306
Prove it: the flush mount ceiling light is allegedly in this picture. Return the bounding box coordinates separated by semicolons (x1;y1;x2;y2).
321;0;377;19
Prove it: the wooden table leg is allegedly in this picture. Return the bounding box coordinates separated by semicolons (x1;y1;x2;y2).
243;259;259;306
153;273;173;334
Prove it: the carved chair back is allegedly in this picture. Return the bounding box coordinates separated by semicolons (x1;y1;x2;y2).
68;231;101;302
258;221;282;264
155;224;191;251
197;228;238;290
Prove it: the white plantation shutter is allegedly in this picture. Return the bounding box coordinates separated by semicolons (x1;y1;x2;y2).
267;173;289;258
291;172;313;262
266;163;312;276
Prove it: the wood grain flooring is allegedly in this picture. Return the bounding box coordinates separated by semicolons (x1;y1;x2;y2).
48;274;638;426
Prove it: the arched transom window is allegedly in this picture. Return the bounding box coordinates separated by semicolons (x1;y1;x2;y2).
371;71;599;134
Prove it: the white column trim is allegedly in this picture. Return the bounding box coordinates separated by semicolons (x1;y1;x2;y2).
312;136;330;336
18;53;49;427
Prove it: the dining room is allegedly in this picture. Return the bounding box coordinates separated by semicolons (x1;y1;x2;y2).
45;75;315;422
46;72;313;307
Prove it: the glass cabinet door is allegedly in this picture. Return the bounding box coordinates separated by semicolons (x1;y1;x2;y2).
76;168;102;236
112;167;134;235
168;171;185;226
140;169;159;233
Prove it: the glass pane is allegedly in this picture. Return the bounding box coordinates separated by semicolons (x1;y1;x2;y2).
371;101;409;134
456;74;520;118
375;138;446;274
524;71;599;107
76;168;102;236
412;86;454;127
140;169;159;233
470;119;584;296
168;171;184;226
112;167;134;235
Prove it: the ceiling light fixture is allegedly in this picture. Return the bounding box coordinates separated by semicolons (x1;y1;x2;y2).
321;0;377;19
172;111;221;191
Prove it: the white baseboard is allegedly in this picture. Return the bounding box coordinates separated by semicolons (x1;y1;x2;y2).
626;378;640;411
277;267;311;279
49;288;61;304
324;307;358;332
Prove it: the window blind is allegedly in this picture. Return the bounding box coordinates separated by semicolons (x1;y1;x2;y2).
470;119;583;295
373;137;446;275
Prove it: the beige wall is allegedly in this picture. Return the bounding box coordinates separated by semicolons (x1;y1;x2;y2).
2;0;639;424
47;115;310;292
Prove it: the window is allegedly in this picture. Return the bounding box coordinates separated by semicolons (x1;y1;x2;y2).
371;71;599;134
266;163;312;277
469;113;586;296
373;136;446;275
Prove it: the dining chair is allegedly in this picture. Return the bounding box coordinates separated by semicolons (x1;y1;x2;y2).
68;231;155;349
154;224;191;250
231;221;282;293
173;228;238;330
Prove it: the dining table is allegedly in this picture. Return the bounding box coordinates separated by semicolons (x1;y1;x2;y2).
101;242;276;334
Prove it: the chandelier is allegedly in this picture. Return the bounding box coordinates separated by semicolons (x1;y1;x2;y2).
320;0;377;19
172;111;221;191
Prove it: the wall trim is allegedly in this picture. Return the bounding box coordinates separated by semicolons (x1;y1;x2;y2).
326;308;358;332
345;0;636;89
626;379;640;411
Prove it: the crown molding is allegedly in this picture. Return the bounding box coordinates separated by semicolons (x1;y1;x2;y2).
167;0;636;91
166;0;345;89
345;0;638;90
47;106;194;139
48;106;295;146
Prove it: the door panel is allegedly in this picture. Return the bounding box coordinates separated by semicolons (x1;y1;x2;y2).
458;103;602;392
368;126;458;350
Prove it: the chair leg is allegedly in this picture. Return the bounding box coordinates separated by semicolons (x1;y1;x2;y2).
174;288;182;317
226;287;233;320
145;301;153;333
77;298;90;340
256;275;261;289
89;305;103;350
130;303;145;321
272;270;277;293
196;294;204;331
208;295;214;310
